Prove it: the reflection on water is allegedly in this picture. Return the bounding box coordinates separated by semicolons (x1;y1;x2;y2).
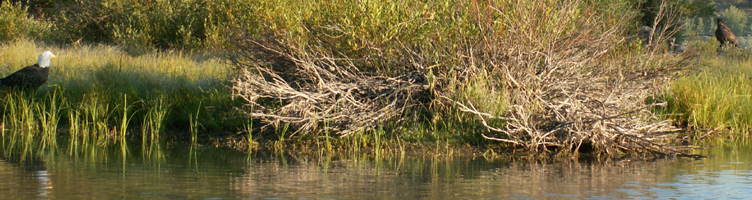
0;142;751;199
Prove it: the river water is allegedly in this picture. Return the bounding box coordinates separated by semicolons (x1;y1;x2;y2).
1;143;750;199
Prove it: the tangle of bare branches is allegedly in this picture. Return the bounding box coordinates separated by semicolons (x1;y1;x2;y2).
231;35;428;137
448;0;697;157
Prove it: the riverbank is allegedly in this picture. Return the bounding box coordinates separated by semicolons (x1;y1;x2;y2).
0;0;737;159
657;40;752;144
0;36;744;161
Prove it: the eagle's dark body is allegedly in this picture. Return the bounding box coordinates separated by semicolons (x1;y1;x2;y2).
0;64;49;90
716;18;738;49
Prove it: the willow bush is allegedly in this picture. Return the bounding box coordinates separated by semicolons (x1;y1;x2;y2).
39;0;255;51
0;1;51;41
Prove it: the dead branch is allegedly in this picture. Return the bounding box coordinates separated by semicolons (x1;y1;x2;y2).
231;34;428;137
448;0;698;157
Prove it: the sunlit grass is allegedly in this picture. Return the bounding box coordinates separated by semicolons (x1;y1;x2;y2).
660;40;752;142
0;39;242;154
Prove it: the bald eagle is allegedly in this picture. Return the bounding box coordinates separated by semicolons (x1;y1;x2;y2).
716;18;738;49
0;51;56;90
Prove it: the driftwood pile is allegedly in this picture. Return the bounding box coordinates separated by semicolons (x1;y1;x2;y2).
231;36;428;137
231;1;697;157
450;1;697;156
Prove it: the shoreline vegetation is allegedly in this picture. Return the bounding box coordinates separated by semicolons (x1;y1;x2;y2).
0;0;748;160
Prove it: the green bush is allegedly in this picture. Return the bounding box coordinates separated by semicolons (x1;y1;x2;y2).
0;1;51;41
722;6;748;36
53;0;256;50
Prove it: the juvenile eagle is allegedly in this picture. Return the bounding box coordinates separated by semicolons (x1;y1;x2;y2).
715;18;739;49
0;51;56;90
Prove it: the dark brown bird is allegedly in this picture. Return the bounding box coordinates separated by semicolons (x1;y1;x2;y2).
0;51;56;90
715;18;739;49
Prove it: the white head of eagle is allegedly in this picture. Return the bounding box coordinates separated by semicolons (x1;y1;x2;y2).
0;51;57;90
38;51;56;68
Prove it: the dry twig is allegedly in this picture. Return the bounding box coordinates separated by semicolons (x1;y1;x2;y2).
448;1;696;157
231;35;428;137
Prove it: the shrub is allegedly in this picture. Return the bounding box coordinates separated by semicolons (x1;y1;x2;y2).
53;0;256;51
0;1;51;41
722;6;748;36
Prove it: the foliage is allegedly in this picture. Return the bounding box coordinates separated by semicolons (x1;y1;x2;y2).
684;17;716;36
716;0;749;5
659;40;752;142
631;0;714;28
0;39;243;147
721;6;748;36
0;0;51;41
51;0;256;51
681;0;717;17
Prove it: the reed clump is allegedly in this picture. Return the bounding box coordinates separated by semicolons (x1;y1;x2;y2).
0;39;239;153
658;40;752;143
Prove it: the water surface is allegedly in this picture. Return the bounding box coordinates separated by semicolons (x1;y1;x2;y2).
1;143;751;199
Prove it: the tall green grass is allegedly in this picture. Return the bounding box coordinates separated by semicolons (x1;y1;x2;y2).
0;39;243;154
0;89;64;159
660;40;752;142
